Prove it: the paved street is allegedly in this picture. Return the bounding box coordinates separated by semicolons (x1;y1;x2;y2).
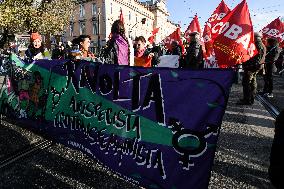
0;75;282;188
258;74;284;111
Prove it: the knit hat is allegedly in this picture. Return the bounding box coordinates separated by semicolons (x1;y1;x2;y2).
254;32;263;38
30;32;42;41
188;31;200;36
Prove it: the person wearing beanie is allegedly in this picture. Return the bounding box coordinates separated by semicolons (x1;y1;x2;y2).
25;32;50;63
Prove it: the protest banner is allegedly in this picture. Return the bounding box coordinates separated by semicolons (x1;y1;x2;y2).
156;55;179;68
0;54;234;189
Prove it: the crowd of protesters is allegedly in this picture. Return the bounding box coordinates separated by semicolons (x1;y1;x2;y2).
238;32;283;105
0;20;206;70
0;18;283;189
1;20;283;102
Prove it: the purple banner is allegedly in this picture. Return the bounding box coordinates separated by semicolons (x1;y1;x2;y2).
0;57;234;189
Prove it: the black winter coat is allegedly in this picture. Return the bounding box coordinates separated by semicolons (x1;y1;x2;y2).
269;110;284;189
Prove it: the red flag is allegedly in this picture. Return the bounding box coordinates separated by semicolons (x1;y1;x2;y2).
162;28;184;53
152;27;160;35
184;15;206;61
203;0;231;68
207;0;231;33
148;36;155;44
203;0;231;51
213;0;257;68
148;28;160;44
261;17;284;47
184;15;202;42
119;9;124;24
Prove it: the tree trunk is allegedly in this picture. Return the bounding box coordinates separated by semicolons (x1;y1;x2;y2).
0;28;9;49
45;33;51;50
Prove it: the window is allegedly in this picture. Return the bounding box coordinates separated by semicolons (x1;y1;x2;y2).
79;4;85;17
129;11;131;21
93;21;98;35
70;23;74;37
70;15;74;22
110;3;112;14
92;3;97;15
79;22;86;35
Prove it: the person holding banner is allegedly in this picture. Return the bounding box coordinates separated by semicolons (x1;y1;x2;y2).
76;35;96;60
184;32;203;69
25;32;50;63
134;36;154;67
238;32;266;105
101;20;130;65
150;43;162;67
170;41;182;56
263;38;280;98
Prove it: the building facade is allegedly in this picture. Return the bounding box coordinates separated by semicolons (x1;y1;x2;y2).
64;0;177;52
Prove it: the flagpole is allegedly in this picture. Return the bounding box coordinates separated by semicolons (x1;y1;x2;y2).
97;7;101;53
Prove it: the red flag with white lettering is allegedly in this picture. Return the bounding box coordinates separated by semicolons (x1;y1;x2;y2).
261;17;284;47
207;0;231;40
203;0;231;68
184;15;202;42
162;28;184;53
213;0;257;68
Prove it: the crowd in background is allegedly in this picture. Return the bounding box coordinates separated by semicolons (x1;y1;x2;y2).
0;18;284;189
0;20;208;71
0;20;284;99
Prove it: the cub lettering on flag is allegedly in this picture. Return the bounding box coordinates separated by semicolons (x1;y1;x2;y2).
206;0;231;43
203;0;231;68
162;28;184;53
261;17;284;47
213;0;257;68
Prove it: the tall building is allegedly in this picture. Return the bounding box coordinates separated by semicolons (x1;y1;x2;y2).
64;0;177;52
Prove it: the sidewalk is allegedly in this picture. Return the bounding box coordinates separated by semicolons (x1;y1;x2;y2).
209;83;275;188
258;74;284;111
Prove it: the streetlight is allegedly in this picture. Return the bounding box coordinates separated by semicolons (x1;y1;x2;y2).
97;7;101;53
129;18;146;38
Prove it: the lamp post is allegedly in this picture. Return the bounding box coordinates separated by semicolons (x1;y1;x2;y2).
129;18;146;38
97;7;101;53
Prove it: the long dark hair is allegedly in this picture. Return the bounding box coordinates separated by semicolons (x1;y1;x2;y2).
110;20;130;64
72;35;91;49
